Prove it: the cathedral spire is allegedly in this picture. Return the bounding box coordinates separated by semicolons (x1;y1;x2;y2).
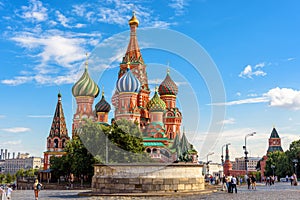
49;93;69;138
122;11;143;64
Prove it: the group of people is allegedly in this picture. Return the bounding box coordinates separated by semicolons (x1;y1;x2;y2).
221;174;238;193
221;174;257;193
0;179;42;200
265;175;276;186
245;174;257;190
0;185;13;200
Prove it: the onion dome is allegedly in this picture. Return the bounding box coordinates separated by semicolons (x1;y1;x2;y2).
158;69;178;96
95;91;111;113
146;88;166;112
116;65;141;93
72;56;99;98
129;11;139;27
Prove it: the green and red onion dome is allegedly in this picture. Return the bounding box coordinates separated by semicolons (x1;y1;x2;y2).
72;67;99;98
146;89;166;112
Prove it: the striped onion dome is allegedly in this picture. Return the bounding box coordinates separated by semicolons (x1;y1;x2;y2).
146;89;166;112
158;70;178;96
95;91;111;113
72;65;99;98
116;67;141;93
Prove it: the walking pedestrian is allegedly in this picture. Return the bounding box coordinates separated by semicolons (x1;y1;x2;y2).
246;175;251;190
290;175;294;186
231;175;237;193
0;186;7;200
251;175;257;190
33;179;42;200
222;175;227;191
6;185;12;200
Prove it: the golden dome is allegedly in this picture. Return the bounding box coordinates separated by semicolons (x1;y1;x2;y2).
129;11;139;27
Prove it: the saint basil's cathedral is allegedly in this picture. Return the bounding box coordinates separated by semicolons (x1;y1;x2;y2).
43;13;198;169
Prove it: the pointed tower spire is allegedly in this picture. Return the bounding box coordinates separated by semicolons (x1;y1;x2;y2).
44;93;70;170
122;11;144;64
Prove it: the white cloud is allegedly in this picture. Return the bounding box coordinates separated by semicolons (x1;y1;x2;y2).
19;0;48;22
218;118;236;125
0;115;5;119
169;0;189;16
239;64;267;79
236;92;241;97
287;58;295;61
211;87;300;111
3;140;22;146
264;87;300;110
1;127;31;133
254;62;265;69
55;10;70;28
72;1;173;28
247;93;258;97
1;76;33;86
2;29;101;86
211;97;269;106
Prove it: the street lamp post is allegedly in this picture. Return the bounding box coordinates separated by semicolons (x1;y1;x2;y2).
271;165;275;176
221;143;231;165
293;159;298;175
206;152;214;175
243;132;256;175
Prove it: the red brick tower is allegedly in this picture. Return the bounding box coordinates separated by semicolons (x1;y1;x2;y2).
223;144;232;176
115;65;141;123
115;12;150;128
43;93;70;169
159;69;182;139
72;55;99;137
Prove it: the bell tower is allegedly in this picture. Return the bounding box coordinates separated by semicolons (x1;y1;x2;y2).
43;93;70;170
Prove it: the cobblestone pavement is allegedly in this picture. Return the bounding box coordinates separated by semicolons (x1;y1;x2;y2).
6;182;300;200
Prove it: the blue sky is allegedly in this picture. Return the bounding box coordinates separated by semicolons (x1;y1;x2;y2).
0;0;300;163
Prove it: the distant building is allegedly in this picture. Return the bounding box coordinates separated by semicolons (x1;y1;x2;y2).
233;156;261;171
2;156;42;174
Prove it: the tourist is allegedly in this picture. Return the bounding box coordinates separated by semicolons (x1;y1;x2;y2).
246;175;251;190
286;175;289;182
292;173;297;186
6;185;12;200
0;186;7;200
222;175;227;191
266;176;270;186
290;174;294;186
227;175;232;193
251;175;257;190
231;175;237;193
33;179;42;200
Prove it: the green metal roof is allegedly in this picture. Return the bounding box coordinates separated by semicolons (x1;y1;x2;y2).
143;137;169;141
143;142;165;147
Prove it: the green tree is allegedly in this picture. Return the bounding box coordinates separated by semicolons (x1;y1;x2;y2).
265;151;290;178
78;119;151;163
286;139;300;175
5;173;12;183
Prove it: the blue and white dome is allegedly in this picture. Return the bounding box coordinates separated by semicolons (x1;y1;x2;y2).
116;68;141;93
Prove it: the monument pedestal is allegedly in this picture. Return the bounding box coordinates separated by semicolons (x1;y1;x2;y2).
92;163;204;193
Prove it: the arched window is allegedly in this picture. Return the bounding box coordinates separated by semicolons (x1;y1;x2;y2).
62;139;66;148
48;139;51;148
146;148;151;153
54;139;59;148
153;148;157;154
